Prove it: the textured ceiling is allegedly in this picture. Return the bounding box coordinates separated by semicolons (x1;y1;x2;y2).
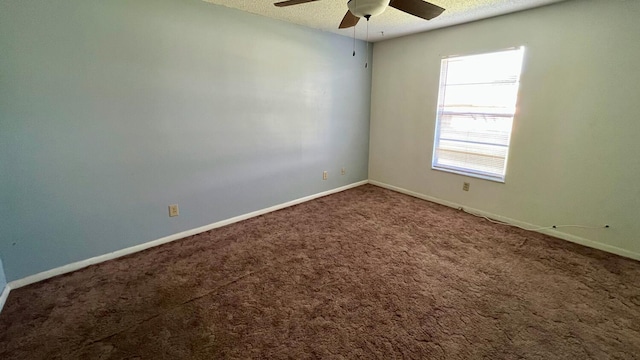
203;0;567;42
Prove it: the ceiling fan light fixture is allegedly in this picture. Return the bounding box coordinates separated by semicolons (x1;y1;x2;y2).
347;0;391;18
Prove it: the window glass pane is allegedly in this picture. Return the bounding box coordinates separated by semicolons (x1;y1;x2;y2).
438;114;513;146
442;83;520;112
445;51;524;85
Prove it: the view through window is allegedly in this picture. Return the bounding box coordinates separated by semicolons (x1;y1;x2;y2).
432;47;525;182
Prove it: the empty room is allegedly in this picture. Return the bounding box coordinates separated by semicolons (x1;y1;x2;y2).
1;0;639;358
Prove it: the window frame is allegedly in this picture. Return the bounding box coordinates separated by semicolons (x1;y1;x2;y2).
431;46;525;183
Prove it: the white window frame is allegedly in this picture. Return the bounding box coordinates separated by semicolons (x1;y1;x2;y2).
431;47;525;183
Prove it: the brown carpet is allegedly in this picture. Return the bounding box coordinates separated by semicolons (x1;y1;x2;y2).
1;184;639;359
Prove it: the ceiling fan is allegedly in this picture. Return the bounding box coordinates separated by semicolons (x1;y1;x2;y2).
274;0;445;29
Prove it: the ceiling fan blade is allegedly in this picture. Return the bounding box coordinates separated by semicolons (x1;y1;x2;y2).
389;0;445;20
274;0;320;7
339;10;360;29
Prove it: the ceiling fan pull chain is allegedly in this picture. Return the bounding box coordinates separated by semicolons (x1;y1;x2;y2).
353;22;356;56
353;0;357;56
365;16;370;68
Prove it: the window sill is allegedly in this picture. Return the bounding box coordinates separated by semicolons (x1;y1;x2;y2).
431;166;506;183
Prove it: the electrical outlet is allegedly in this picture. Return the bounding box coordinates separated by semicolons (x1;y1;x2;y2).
341;167;346;175
463;182;470;191
323;171;328;180
168;204;179;217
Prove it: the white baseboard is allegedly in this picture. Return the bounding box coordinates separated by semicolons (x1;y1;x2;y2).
369;180;640;262
8;180;369;290
0;284;10;313
7;177;634;308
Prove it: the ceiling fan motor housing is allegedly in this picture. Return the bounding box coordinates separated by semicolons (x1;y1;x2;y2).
347;0;391;18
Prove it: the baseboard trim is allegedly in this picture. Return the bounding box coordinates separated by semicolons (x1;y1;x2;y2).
369;180;640;262
8;180;369;290
0;284;10;313
10;178;634;300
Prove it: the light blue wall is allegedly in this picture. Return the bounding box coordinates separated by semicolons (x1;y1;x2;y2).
0;0;372;281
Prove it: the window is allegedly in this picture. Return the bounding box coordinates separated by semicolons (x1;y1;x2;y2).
432;47;525;182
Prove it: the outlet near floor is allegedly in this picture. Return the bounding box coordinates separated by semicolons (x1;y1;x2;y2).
323;171;328;180
463;182;470;191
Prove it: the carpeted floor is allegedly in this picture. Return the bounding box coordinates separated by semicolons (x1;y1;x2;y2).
1;184;639;359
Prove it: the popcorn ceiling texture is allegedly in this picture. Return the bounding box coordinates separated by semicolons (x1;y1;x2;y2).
0;184;639;359
203;0;566;41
